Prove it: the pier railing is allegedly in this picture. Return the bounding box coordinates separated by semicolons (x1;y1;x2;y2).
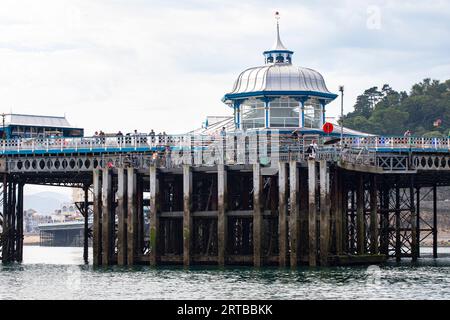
2;132;450;172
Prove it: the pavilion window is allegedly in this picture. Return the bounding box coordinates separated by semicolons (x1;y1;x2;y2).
241;98;265;130
269;97;300;128
303;98;322;128
276;55;284;63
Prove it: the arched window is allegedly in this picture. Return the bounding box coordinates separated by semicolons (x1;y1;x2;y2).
241;98;265;130
266;55;274;63
303;98;322;128
269;97;300;128
276;55;284;63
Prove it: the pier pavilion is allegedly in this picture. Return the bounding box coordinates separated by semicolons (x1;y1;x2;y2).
0;16;448;267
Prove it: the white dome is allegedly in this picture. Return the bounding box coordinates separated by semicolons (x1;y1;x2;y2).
229;63;332;96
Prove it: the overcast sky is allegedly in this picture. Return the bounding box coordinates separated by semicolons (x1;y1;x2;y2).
1;0;449;136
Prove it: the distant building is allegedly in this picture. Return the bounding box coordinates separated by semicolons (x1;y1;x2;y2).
0;113;84;139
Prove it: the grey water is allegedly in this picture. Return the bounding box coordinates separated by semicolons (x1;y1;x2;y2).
1;246;450;300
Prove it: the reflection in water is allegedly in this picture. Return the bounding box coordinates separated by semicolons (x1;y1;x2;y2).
0;246;449;299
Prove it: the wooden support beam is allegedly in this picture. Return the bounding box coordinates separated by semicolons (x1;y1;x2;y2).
127;167;137;266
369;175;379;255
395;186;401;262
278;162;288;267
433;184;437;259
16;183;24;262
319;160;330;266
101;168;113;265
253;163;263;267
410;176;417;262
83;186;89;264
356;174;365;255
92;170;102;266
217;164;227;267
289;161;299;268
307;159;317;267
335;168;343;255
299;169;309;262
183;165;193;266
416;187;421;258
117;168;127;266
149;165;160;266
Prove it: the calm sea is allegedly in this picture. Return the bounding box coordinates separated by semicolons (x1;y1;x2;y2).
0;246;449;300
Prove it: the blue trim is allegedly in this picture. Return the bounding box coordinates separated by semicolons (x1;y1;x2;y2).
263;50;294;55
223;90;338;103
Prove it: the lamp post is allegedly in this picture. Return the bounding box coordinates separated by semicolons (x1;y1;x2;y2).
339;86;344;147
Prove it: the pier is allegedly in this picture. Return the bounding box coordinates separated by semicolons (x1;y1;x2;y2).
0;132;448;266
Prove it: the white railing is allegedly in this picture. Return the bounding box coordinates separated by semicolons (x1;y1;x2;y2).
1;134;450;157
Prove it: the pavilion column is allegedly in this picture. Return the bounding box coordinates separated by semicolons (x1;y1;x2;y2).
183;165;193;266
117;168;127;266
217;164;227;267
299;99;305;128
101;168;113;266
278;162;288;267
289;161;299;268
149;165;160;266
92;169;102;266
264;99;270;129
253;163;263;267
308;159;317;266
127;167;137;266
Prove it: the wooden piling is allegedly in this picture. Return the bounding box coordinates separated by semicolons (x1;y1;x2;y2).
307;159;316;267
395;186;401;262
253;163;263;267
183;165;193;266
356;174;365;255
278;162;288;267
16;183;24;262
127;167;137;266
319;160;330;266
335;168;343;255
149;165;160;266
117;168;127;266
299;169;309;262
289;161;299;268
83;186;89;264
410;176;417;262
101;168;113;265
92;170;102;266
416;187;421;258
217;164;227;267
433;184;437;258
369;175;379;255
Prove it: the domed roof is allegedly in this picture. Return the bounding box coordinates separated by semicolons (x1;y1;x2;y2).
223;14;337;102
227;63;334;97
